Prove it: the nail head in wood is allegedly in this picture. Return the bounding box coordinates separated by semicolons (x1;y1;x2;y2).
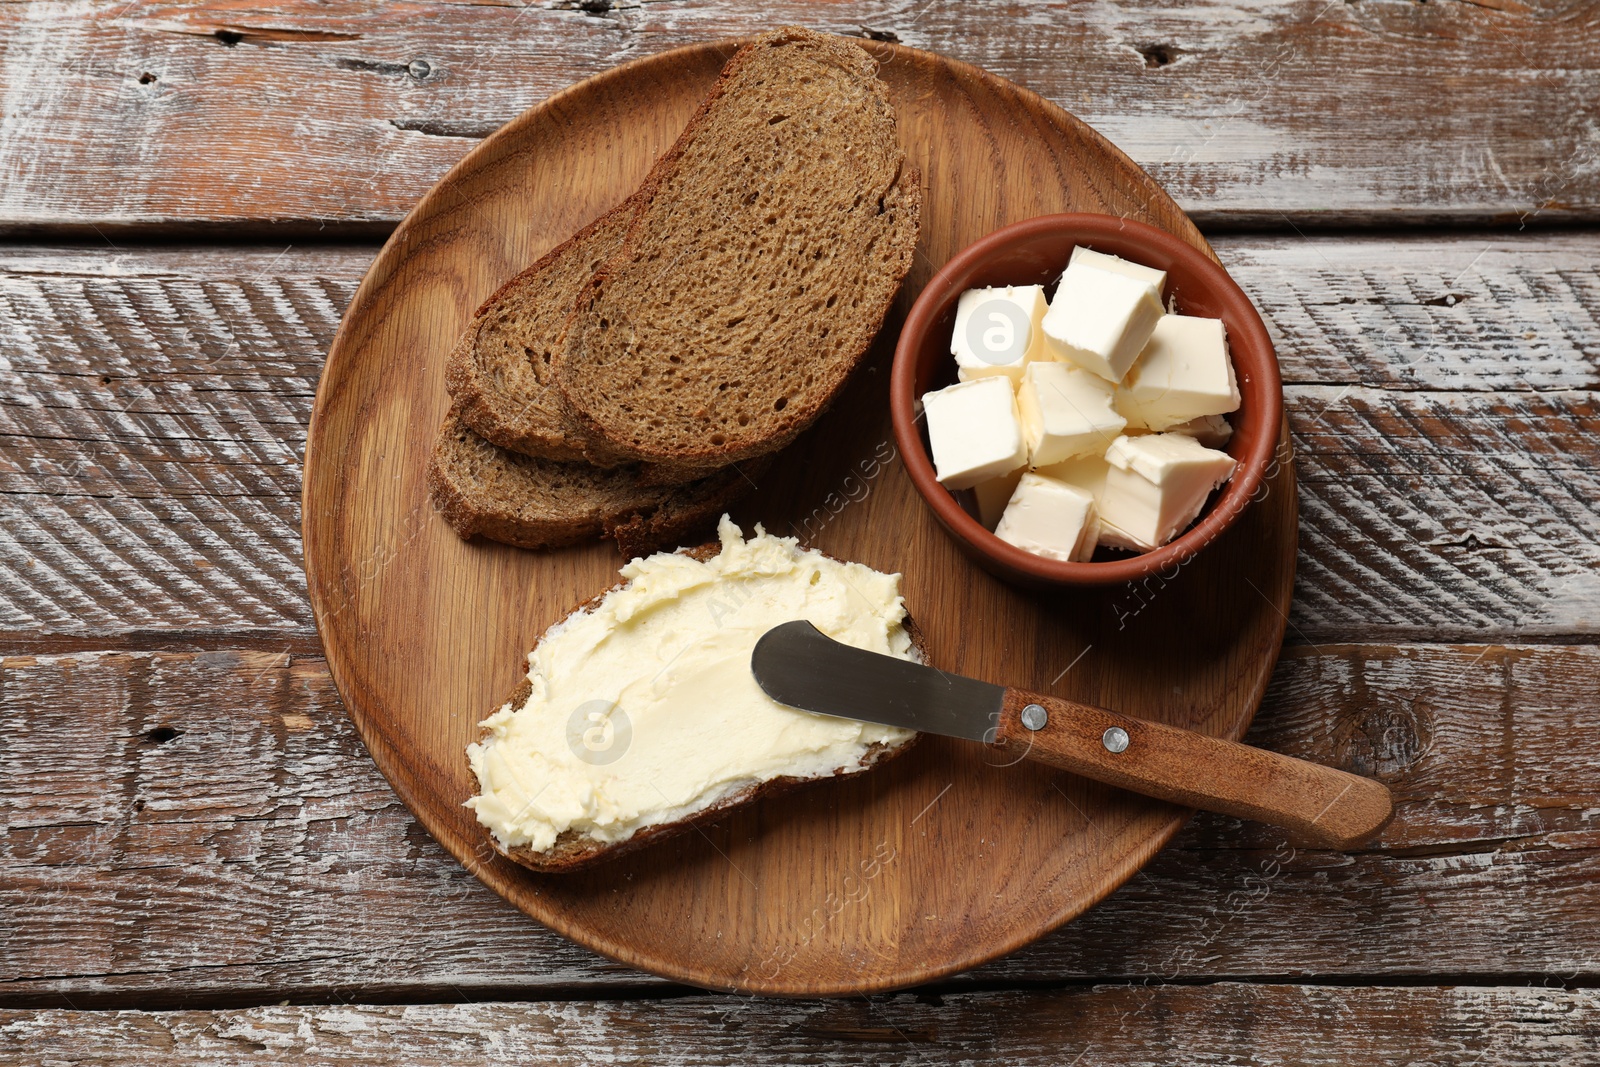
1021;704;1049;731
1103;726;1130;753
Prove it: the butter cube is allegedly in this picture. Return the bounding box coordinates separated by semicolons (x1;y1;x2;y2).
1096;518;1155;554
1041;262;1165;383
995;473;1099;563
1117;315;1240;431
1099;434;1237;551
951;285;1050;382
1165;413;1233;449
1034;452;1111;505
1017;362;1126;466
972;467;1025;530
921;377;1028;491
1070;245;1167;295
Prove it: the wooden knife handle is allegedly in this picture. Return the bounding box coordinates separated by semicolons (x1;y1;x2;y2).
996;689;1393;849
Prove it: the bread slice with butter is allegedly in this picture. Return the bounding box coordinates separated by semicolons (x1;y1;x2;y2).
555;27;921;480
466;518;922;872
427;409;762;559
486;668;914;874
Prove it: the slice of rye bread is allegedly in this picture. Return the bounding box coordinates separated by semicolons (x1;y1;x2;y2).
480;544;925;874
555;27;922;479
427;409;765;559
443;204;635;466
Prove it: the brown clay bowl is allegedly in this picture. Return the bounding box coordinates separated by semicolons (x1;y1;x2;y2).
889;213;1282;588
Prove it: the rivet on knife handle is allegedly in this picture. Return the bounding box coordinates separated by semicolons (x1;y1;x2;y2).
995;689;1394;850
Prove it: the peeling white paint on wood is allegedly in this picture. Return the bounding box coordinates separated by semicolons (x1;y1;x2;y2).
0;2;1593;1053
0;2;97;215
1216;235;1600;392
2;644;1597;1002
1290;385;1600;640
1;237;1598;640
0;985;1593;1063
0;0;1595;227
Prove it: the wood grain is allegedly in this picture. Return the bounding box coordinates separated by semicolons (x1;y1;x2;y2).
1294;386;1600;640
301;37;1298;995
5;644;1598;1005
2;234;1597;647
0;3;1592;1053
1217;236;1600;392
1;2;1596;229
994;687;1394;849
4;985;1596;1064
0;245;342;639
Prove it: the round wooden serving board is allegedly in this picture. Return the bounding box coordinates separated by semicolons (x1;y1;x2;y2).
303;37;1298;996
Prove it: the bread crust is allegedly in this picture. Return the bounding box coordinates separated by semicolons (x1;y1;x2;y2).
473;543;926;873
554;27;923;479
427;410;767;556
443;204;640;466
440;194;744;489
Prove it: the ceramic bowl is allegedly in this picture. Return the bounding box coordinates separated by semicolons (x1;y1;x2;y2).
889;213;1282;588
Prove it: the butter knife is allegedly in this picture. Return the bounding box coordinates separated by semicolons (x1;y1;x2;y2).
751;620;1392;849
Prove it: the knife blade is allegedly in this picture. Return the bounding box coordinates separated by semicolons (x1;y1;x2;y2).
751;620;1394;849
751;620;1003;742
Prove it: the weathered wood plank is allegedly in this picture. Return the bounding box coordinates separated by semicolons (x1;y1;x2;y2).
3;259;1600;643
0;246;342;638
3;985;1595;1064
0;650;649;1002
1292;386;1600;640
1216;236;1600;392
0;1;1596;229
3;644;1597;1004
7;235;1596;392
3;236;1598;642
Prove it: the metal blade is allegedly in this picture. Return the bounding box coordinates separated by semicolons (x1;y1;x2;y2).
750;620;1004;742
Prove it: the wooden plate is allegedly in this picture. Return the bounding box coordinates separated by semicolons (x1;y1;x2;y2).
303;38;1297;996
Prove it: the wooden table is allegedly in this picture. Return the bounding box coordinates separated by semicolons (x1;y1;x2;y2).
2;2;1597;1062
